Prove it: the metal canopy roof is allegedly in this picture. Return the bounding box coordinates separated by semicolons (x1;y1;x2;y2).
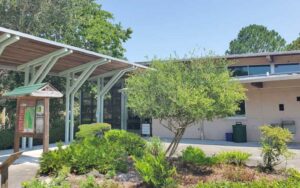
0;27;147;77
3;83;63;98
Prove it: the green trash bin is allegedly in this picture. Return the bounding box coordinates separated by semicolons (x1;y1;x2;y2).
232;122;247;143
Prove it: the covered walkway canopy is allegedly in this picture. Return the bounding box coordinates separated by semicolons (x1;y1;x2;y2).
0;27;147;148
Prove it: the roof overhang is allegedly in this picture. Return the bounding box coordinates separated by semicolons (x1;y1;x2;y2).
0;27;147;78
237;73;300;84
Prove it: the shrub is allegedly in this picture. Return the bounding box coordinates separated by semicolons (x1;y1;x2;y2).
39;138;128;175
76;123;111;140
181;146;214;165
194;177;300;188
23;166;70;188
133;137;177;188
39;143;71;175
69;138;128;174
260;125;293;171
80;176;100;188
0;127;14;150
104;129;146;157
215;151;251;166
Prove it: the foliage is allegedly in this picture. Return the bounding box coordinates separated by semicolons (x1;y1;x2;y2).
194;177;300;188
39;143;71;175
126;56;246;157
145;136;165;156
260;125;293;171
215;151;251;166
0;0;132;130
286;35;300;50
104;129;146;157
133;137;177;188
0;0;131;58
40;138;128;175
181;146;215;166
79;176;100;188
226;24;286;54
0;126;14;150
76;123;111;140
23;166;71;188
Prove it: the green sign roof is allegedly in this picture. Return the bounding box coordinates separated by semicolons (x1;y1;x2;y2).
3;83;63;98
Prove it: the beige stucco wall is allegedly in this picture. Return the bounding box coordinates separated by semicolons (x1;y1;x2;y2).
152;79;300;142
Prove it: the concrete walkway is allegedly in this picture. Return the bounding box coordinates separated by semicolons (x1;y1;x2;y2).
0;140;299;187
0;144;57;188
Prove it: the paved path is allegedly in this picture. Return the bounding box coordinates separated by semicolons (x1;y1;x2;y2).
0;140;299;187
0;144;57;188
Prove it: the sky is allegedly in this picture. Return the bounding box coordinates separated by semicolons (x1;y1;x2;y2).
99;0;300;62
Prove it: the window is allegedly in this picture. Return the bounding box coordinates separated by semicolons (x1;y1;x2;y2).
229;65;271;77
235;100;246;116
249;65;270;76
229;66;248;77
275;63;300;74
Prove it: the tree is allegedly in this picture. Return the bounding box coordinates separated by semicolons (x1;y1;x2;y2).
0;0;132;126
125;57;246;157
226;24;286;54
286;35;300;51
0;0;132;57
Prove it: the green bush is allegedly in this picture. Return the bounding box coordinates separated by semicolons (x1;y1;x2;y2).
260;125;293;171
104;129;146;157
76;123;111;140
23;166;71;188
215;151;251;166
194;177;300;188
40;138;128;175
181;146;215;165
39;143;71;175
0;127;14;150
69;138;128;174
133;137;177;188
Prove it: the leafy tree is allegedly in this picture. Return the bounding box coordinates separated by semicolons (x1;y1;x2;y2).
260;125;293;171
286;35;300;50
0;0;132;126
226;24;286;54
125;57;246;157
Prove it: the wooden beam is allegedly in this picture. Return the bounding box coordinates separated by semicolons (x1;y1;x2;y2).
0;151;23;188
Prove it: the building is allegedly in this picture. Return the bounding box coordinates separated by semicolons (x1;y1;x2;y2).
82;51;300;142
152;51;300;142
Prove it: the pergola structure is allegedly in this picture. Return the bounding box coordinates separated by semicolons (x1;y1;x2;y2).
0;27;147;149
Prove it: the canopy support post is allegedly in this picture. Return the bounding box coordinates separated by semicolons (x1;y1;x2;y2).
95;66;136;123
121;88;128;130
62;59;109;142
17;48;72;148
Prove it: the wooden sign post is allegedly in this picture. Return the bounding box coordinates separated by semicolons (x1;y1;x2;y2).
3;83;63;153
13;97;50;153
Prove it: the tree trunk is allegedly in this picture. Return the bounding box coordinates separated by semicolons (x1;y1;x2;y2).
166;127;186;158
199;120;205;140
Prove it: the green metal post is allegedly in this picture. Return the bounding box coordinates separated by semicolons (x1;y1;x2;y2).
121;85;128;130
22;66;30;149
70;92;75;142
65;75;70;143
96;78;101;122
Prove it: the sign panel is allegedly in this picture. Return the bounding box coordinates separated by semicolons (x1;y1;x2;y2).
142;123;151;135
18;100;35;133
35;100;45;134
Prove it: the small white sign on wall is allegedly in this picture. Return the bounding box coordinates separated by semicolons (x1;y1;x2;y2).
142;123;151;135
